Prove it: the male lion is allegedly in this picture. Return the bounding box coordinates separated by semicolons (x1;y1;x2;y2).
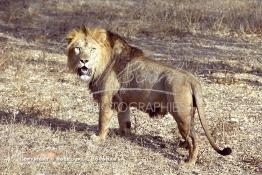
66;26;232;165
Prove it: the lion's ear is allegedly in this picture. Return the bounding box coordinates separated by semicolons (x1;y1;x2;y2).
66;30;77;44
93;28;107;43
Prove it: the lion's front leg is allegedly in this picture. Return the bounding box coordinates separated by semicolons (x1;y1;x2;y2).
117;106;131;136
91;102;113;144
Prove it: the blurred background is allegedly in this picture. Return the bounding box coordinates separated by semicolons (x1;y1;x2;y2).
1;0;262;42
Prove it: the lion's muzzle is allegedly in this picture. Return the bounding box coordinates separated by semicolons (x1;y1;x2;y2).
77;66;93;81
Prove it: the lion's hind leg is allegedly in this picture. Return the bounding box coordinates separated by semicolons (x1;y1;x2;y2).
169;94;198;166
187;107;198;164
117;106;131;136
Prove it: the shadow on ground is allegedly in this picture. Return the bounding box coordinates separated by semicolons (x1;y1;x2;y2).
0;110;96;132
0;110;182;162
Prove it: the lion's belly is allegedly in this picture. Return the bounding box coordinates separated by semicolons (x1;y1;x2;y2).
120;90;168;118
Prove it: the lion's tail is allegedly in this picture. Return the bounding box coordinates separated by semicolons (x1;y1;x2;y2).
192;81;232;156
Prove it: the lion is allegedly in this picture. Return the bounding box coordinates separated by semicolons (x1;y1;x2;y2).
66;26;232;166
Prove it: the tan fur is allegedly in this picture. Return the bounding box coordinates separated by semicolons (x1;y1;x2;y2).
66;26;231;166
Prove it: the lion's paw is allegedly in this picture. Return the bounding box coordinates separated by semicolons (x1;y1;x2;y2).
90;134;105;144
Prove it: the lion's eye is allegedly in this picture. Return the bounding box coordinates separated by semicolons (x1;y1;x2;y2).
90;47;96;53
74;47;81;55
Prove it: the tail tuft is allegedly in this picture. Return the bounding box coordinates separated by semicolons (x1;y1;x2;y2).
218;147;232;156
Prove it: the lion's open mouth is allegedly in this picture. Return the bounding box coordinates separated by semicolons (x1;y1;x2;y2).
78;66;92;76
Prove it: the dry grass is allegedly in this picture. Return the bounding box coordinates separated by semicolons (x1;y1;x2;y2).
0;0;262;174
2;0;262;41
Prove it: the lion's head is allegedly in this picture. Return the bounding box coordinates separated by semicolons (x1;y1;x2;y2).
66;26;113;82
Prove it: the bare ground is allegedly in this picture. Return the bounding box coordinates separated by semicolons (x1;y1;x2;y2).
0;0;261;174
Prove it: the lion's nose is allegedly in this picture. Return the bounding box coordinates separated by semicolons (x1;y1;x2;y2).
80;59;89;63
